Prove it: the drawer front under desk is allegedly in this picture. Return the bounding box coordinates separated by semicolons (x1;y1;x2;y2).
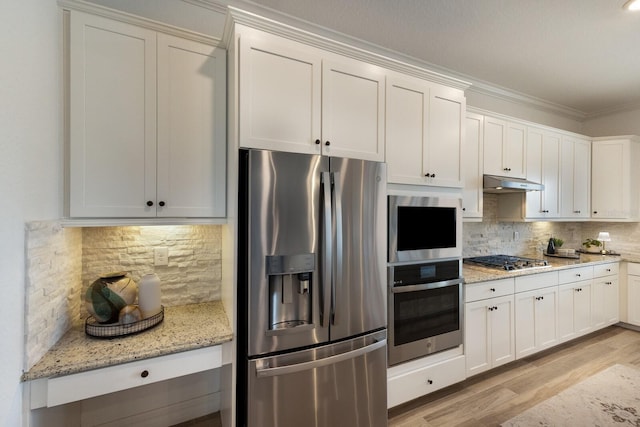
30;346;221;409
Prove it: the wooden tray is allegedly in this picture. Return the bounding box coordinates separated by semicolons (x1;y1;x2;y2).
543;251;580;259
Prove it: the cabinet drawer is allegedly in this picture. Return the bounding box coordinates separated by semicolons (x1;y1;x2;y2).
629;263;640;276
387;355;465;408
40;346;221;408
558;266;593;284
515;271;558;293
594;262;619;278
465;279;514;302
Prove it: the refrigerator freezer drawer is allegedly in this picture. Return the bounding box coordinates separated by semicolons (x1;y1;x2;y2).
247;331;387;427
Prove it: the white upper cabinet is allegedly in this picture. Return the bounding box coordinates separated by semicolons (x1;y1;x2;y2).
560;136;591;219
524;127;561;219
386;73;465;187
463;113;484;219
68;11;226;218
483;117;526;179
591;137;640;221
238;29;385;161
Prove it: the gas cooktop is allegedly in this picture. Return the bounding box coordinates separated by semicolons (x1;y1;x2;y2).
464;255;549;271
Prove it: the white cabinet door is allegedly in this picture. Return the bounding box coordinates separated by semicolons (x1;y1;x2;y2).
386;75;464;186
322;58;385;161
463;113;484;219
560;136;591;219
427;85;465;187
591;138;640;220
525;127;560;218
386;75;427;184
156;34;226;217
483;117;525;178
515;286;558;359
628;274;640;326
238;31;322;155
69;12;157;217
559;281;592;341
490;296;516;368
592;276;619;328
465;295;514;377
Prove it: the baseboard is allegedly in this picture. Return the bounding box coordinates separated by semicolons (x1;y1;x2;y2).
89;392;220;427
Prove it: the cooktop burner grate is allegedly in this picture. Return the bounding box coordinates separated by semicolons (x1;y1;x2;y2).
464;254;549;271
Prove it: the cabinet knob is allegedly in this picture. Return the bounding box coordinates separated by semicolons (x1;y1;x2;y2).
576;273;581;277
593;211;598;214
574;210;581;214
141;370;149;378
325;140;330;146
424;173;430;177
490;288;496;292
606;268;611;272
430;173;436;178
427;379;433;385
315;139;321;145
146;201;154;207
462;207;466;211
159;201;166;207
606;281;613;285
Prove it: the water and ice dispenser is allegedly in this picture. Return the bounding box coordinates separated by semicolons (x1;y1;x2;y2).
266;254;315;331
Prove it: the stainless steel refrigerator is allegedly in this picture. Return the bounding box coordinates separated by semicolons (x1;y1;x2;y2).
237;149;388;427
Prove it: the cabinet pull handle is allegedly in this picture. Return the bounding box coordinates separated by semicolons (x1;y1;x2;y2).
315;139;321;145
606;281;612;285
141;370;149;378
430;173;436;178
325;140;330;146
606;268;611;272
159;201;165;207
146;201;154;207
490;288;496;292
424;173;430;177
576;273;581;277
574;210;581;214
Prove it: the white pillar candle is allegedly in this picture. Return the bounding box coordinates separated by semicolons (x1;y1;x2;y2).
138;273;162;319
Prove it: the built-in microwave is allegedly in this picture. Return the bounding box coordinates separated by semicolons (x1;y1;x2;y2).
388;195;462;263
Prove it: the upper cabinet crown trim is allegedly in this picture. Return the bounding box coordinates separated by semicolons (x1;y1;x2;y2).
222;6;471;91
58;0;221;45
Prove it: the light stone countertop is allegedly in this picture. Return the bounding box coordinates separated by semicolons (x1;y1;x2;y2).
463;253;626;284
22;300;232;381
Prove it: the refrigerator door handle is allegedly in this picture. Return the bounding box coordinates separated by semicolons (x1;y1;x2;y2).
331;172;343;325
254;339;386;378
321;172;333;327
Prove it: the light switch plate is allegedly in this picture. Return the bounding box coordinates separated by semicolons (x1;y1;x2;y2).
154;247;168;266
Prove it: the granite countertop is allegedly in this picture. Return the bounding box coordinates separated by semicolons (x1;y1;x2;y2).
22;300;233;381
463;253;626;284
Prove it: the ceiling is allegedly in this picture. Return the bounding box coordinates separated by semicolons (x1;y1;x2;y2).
236;0;640;119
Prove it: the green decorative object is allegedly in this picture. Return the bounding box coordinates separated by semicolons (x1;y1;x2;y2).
85;272;138;324
582;238;602;249
552;237;564;248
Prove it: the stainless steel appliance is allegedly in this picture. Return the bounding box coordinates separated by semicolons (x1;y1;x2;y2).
388;259;463;366
464;254;549;271
388;195;462;263
237;149;388;427
483;174;544;193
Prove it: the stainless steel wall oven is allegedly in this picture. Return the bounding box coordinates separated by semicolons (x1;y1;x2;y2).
388;259;463;366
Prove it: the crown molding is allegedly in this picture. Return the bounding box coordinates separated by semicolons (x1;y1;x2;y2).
224;6;471;91
57;0;221;45
181;0;228;14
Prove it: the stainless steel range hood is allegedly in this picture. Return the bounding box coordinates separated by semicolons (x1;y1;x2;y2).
483;174;544;193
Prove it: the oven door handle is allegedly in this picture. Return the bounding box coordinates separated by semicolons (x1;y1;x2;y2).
391;278;463;294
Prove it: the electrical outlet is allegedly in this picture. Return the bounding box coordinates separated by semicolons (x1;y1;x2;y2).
514;231;520;241
154;247;168;266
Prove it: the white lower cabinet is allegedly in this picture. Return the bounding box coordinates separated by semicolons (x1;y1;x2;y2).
592;263;620;329
626;263;640;326
514;273;559;359
387;351;465;408
465;292;515;377
558;279;593;342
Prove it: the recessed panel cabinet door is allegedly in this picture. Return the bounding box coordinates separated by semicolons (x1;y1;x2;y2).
322;59;385;161
427;86;464;187
69;12;157;217
239;32;322;155
156;34;226;217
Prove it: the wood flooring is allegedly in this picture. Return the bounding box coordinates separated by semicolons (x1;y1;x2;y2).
176;326;640;426
388;325;640;426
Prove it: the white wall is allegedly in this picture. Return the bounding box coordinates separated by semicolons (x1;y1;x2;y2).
582;106;640;137
0;1;62;425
